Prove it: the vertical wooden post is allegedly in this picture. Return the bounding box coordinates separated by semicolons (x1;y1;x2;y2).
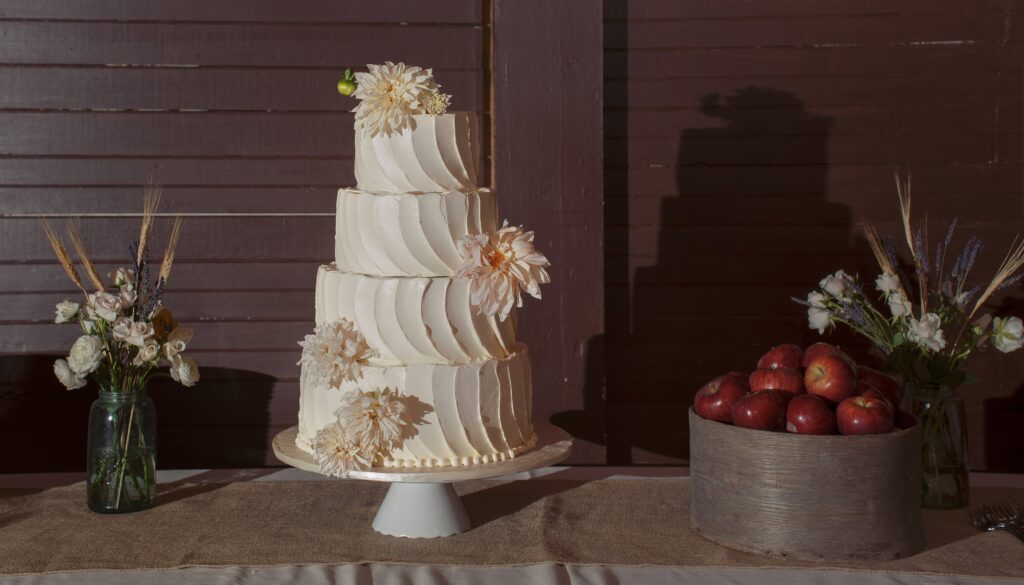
492;0;605;462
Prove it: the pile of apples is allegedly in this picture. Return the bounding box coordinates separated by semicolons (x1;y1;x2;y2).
693;342;903;435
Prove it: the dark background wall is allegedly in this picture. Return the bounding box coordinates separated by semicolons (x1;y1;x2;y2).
0;1;491;470
1;0;1022;472
0;0;605;471
604;0;1024;469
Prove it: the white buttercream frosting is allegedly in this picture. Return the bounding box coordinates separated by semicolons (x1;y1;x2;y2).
355;112;479;193
335;188;499;277
296;347;537;468
315;264;517;365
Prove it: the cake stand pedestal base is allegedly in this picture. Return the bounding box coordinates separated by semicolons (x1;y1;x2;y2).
373;482;469;537
272;422;573;538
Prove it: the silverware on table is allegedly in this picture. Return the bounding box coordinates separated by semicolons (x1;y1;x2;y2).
969;502;1024;543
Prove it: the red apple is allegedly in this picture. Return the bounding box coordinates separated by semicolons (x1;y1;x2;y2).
749;367;805;395
804;354;857;403
694;374;750;423
856;365;903;407
786;394;838;435
802;342;855;369
756;343;804;370
731;390;788;431
837;394;894;435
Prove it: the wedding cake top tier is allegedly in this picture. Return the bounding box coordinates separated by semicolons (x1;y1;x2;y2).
335;188;498;277
355;112;479;193
315;264;516;366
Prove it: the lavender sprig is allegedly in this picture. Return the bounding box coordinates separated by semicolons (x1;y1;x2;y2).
913;228;929;277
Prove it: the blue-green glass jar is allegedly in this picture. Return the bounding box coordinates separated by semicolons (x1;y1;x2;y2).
86;390;157;513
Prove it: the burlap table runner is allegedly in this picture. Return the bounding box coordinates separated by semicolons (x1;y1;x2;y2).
1;479;1022;578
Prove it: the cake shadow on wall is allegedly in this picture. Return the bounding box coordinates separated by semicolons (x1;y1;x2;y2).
0;355;276;472
565;86;882;464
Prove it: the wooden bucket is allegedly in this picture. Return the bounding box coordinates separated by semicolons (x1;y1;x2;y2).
689;408;924;561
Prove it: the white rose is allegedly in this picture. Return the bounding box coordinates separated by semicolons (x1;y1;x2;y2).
907;313;946;352
888;292;913;318
807;291;827;309
112;318;153;347
808;307;831;334
67;335;104;375
875;273;900;295
119;283;137;309
819;270;850;299
89;292;122;322
163;326;194;359
169;354;200;387
132;341;160;366
53;358;87;390
54;300;80;324
993;316;1024;353
109;267;135;288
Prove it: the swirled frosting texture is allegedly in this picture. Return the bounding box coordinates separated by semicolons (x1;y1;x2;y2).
315;265;516;365
355;112;479;193
335;188;498;277
296;347;537;468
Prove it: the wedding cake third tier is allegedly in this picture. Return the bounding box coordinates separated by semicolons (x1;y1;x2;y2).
295;62;552;476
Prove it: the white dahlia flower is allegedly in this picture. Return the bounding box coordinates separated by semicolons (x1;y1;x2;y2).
352;62;438;138
455;221;552;321
297;318;378;389
313;422;371;478
334;387;406;453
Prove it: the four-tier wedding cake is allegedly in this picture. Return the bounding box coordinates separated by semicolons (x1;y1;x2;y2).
294;63;551;476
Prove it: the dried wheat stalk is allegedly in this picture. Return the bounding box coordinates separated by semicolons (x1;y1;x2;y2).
66;221;106;292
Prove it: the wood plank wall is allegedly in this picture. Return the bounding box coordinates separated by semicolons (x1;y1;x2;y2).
493;0;605;463
604;0;1024;469
0;1;489;470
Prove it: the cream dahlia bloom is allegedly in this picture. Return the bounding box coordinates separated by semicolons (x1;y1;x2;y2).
170;354;200;387
808;307;831;334
133;341;160;366
334;387;406;453
313;422;371;478
907;313;947;352
54;300;80;324
298;318;378;389
53;358;87;390
455;221;552;321
992;316;1024;353
163;326;193;360
352;62;438;138
112;318;154;348
67;335;103;375
89;291;123;322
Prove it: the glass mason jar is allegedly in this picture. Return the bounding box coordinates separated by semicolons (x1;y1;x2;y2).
909;384;969;509
86;390;157;513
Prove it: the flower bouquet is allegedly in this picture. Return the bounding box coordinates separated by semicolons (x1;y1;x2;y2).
796;175;1024;508
43;187;199;513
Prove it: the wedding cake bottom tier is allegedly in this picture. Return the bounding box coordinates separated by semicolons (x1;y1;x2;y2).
296;346;537;468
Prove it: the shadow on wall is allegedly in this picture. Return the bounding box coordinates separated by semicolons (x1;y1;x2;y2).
566;81;892;463
0;355;276;472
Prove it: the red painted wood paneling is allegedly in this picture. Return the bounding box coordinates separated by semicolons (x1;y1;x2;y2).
0;4;487;472
493;0;606;463
604;0;1024;468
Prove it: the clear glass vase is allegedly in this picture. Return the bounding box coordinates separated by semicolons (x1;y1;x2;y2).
86;390;157;513
909;385;969;509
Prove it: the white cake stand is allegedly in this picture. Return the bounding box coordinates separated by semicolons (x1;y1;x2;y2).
272;422;573;538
